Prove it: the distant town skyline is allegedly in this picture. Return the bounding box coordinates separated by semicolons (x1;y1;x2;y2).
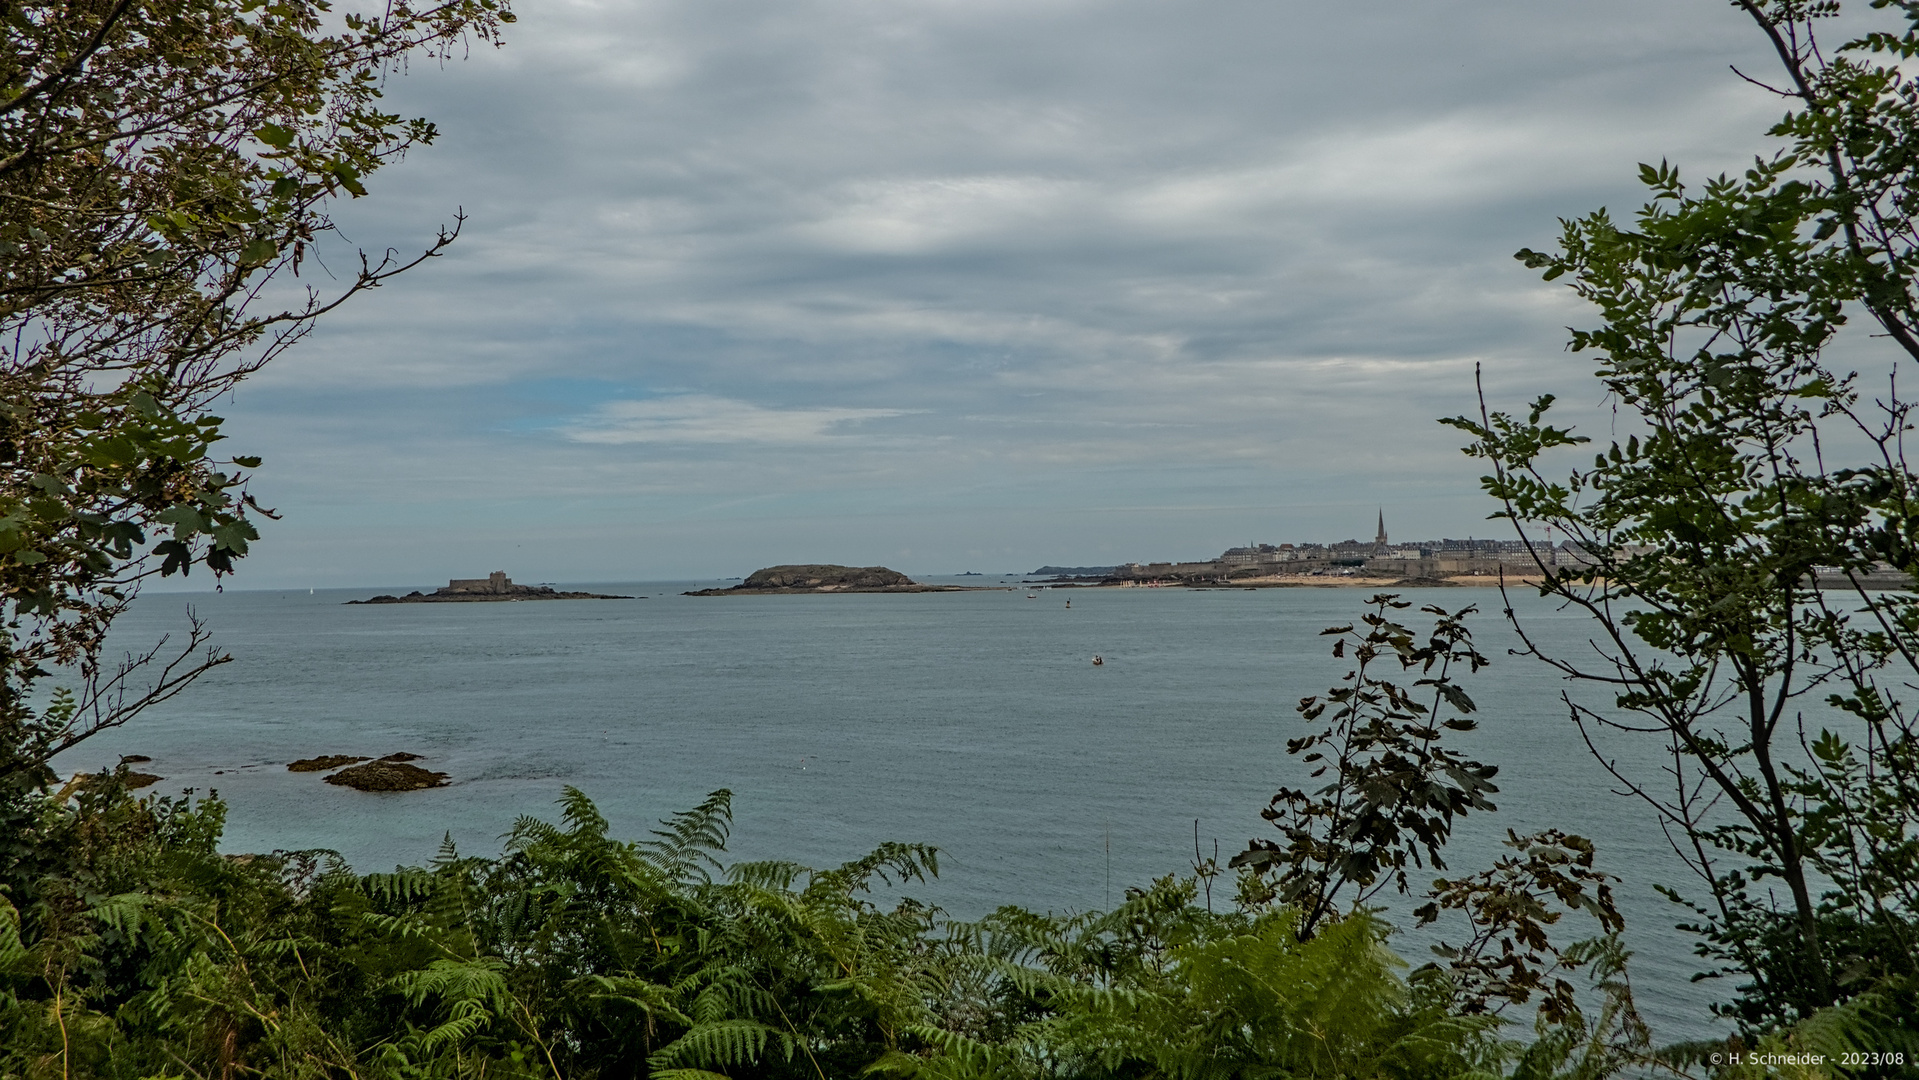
202;2;1812;588
145;508;1582;590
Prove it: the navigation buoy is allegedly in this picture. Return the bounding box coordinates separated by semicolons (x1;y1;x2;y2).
1092;655;1104;666
1065;600;1071;608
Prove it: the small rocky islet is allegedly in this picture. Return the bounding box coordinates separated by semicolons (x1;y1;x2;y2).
685;564;978;595
68;751;450;794
349;572;632;604
111;755;164;789
286;754;369;772
59;756;169;794
287;752;449;791
325;760;449;792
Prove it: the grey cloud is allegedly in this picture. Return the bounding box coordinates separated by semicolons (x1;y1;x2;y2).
212;0;1814;582
564;395;914;444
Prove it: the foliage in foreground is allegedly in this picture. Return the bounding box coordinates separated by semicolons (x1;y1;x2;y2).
0;778;1594;1080
1445;0;1919;1044
0;0;513;819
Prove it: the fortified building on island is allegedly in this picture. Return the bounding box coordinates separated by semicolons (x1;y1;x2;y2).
442;571;519;595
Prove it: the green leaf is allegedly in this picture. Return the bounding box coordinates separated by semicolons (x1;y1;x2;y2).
154;539;193;577
82;435;139;466
154;505;207;533
330;164;368;197
212;520;258;554
238;238;278;266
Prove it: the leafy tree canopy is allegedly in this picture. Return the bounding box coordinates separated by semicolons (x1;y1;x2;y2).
0;0;512;792
1446;0;1919;1041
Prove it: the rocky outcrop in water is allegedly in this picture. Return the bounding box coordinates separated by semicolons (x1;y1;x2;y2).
324;759;450;791
685;564;966;595
288;754;369;772
58;766;162;797
751;565;911;588
285;752;448;790
348;587;632;604
349;572;633;604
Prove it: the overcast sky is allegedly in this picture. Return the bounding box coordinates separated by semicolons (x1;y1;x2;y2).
203;0;1806;587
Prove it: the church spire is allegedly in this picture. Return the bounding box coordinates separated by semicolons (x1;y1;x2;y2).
1373;508;1388;555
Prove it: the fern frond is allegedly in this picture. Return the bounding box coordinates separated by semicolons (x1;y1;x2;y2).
416;1004;492;1051
360;869;439;905
649;1018;788;1070
683;965;778;1025
639;789;733;886
0;895;30;972
728;859;806;892
899;1023;1036;1073
570;973;694;1027
86;891;151;939
390;956;512;1012
558;785;611;839
1793;990;1919;1058
504;815;566;854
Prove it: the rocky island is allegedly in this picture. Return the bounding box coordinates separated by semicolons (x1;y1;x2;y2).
685;564;976;595
288;752;450;791
348;572;633;604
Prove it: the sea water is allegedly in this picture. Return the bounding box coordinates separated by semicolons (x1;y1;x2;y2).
61;578;1729;1042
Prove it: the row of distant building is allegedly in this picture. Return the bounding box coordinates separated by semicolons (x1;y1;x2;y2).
1062;512;1595;582
1065;510;1915;590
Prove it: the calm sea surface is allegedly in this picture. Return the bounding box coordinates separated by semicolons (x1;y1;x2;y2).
63;578;1733;1042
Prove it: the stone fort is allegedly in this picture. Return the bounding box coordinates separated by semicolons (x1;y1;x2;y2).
441;571;516;595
